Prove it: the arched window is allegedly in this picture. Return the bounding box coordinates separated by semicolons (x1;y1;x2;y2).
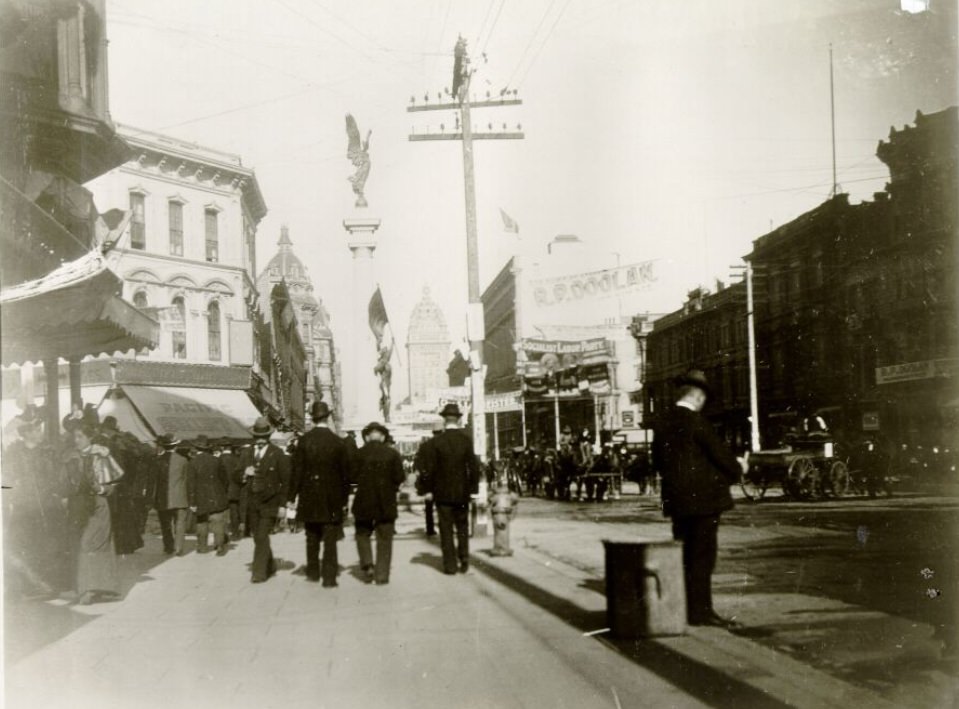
133;290;148;308
208;301;221;361
172;295;187;359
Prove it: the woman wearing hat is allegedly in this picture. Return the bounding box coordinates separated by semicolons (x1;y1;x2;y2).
351;422;405;584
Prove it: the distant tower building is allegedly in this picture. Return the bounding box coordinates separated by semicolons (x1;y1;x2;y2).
257;225;342;422
406;287;451;405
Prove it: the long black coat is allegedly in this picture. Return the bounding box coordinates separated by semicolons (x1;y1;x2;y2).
289;427;351;523
652;405;742;518
351;441;405;522
187;451;229;515
248;444;290;517
421;428;480;505
220;451;244;501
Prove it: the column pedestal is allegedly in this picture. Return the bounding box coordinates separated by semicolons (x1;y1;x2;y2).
343;215;381;433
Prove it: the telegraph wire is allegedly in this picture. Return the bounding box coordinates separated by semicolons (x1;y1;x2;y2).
505;0;559;90
474;0;496;48
481;0;507;54
514;0;575;88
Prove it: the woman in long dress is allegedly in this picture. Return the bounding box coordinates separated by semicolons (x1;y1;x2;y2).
73;425;120;605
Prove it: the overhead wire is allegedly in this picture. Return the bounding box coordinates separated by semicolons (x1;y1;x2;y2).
514;0;575;88
481;0;507;54
505;0;559;90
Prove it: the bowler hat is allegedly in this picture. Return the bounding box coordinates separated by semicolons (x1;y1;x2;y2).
439;403;463;418
310;401;332;421
362;421;390;439
193;434;212;450
250;417;274;438
676;369;710;394
156;433;181;448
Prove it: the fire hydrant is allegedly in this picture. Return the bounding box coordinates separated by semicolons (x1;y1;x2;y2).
489;483;519;557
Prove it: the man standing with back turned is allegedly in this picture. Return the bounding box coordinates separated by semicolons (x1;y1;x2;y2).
653;369;747;628
422;403;480;575
289;402;350;587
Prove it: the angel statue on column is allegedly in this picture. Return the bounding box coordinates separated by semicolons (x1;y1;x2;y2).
345;114;371;208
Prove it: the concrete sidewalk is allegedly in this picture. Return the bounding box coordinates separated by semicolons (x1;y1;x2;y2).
6;514;708;709
465;505;955;709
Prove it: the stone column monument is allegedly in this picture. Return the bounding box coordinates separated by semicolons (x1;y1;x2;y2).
342;114;382;431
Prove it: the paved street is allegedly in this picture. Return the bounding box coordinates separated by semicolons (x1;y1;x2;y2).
505;490;959;707
5;513;705;709
7;491;957;709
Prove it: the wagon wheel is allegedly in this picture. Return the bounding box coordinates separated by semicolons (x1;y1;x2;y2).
741;468;768;501
788;457;818;500
824;460;850;498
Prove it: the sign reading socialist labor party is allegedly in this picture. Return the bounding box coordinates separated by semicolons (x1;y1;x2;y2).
518;338;612;398
530;260;656;308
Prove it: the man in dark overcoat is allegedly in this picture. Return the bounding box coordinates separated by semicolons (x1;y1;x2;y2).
219;441;244;540
154;434;189;556
413;421;443;537
187;435;230;556
352;421;405;584
420;403;480;575
652;369;746;628
245;418;289;583
288;402;350;587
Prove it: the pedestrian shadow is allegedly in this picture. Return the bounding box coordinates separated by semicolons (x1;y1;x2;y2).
578;578;605;596
409;552;446;574
471;555;791;709
347;565;373;584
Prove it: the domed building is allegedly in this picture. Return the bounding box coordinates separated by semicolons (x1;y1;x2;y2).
257;225;342;422
406;287;451;405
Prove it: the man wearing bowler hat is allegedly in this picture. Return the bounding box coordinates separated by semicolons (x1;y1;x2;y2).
652;369;747;628
420;403;480;574
155;434;189;556
246;418;289;583
352;421;405;584
288;401;350;587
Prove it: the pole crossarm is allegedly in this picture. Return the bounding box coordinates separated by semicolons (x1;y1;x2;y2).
409;132;525;141
407;99;523;112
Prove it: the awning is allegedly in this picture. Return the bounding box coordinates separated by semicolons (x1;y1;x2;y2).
97;387;160;444
0;251;159;366
121;385;262;441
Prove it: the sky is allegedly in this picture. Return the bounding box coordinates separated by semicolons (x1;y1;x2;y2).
103;0;957;401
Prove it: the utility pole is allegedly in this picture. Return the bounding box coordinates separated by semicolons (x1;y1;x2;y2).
408;36;524;462
829;43;839;197
745;260;760;452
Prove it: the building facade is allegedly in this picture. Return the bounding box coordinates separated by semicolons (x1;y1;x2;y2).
406;287;451;406
257;225;342;424
1;0;158;441
641;106;958;451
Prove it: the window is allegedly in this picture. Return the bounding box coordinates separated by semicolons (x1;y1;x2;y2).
130;193;146;249
133;291;148;308
168;201;184;256
172;296;187;359
205;209;219;262
207;301;221;361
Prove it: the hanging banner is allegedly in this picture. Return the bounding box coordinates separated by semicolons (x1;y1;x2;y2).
518;338;612;399
530;260;656;308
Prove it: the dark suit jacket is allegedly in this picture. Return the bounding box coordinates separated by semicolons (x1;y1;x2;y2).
413;436;435;496
351;441;405;522
187;451;229;515
422;428;480;505
220;451;243;501
249;444;290;517
652;405;742;518
289;427;351;523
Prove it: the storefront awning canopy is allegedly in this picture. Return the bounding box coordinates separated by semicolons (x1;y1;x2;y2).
0;252;159;366
122;385;262;441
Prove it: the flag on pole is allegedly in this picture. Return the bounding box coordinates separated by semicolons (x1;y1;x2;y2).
499;208;519;234
368;286;389;344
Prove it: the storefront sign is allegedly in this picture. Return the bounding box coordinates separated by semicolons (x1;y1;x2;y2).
530;260;656;308
521;338;610;356
876;358;958;385
485;391;523;413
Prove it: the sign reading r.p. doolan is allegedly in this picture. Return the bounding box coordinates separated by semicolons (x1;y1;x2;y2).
530;260;656;308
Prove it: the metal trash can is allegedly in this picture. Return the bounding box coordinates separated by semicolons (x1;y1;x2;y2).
603;539;686;638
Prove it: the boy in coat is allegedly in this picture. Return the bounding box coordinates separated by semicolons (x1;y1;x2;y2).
352;422;406;584
652;369;747;628
288;402;350;587
187;435;230;555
